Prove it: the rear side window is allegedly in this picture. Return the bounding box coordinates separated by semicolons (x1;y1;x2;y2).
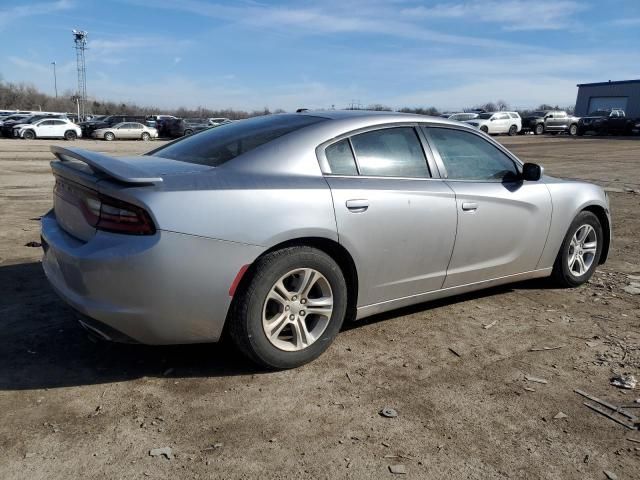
151;114;327;167
350;127;430;178
325;139;358;175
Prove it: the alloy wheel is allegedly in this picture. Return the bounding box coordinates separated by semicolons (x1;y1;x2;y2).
567;224;597;276
262;268;333;352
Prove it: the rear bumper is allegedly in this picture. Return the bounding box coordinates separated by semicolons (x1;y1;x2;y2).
41;210;263;344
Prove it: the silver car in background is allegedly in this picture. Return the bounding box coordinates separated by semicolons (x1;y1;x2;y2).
91;122;158;141
41;111;611;368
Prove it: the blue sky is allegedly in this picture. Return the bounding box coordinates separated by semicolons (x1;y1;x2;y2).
1;0;639;111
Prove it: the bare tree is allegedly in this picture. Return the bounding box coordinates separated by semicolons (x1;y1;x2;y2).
367;103;392;111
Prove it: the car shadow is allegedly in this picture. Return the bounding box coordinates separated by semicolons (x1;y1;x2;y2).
0;261;556;391
0;261;263;391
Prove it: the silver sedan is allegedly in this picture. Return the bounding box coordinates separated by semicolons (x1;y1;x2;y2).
41;111;610;368
92;122;158;141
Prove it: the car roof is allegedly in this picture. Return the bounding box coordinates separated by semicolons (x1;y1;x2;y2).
296;109;469;129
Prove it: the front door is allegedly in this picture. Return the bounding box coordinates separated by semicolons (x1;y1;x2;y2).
321;126;458;307
423;126;552;287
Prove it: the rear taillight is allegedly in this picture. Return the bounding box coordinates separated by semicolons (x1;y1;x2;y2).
54;179;156;235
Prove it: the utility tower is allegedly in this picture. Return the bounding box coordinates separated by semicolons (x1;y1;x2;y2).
72;29;88;120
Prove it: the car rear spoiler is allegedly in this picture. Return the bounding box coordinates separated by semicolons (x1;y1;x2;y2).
50;146;163;184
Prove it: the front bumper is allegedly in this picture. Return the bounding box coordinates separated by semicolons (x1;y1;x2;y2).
41;210;263;344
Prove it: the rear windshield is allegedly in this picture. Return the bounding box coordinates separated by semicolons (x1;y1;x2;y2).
150;114;327;167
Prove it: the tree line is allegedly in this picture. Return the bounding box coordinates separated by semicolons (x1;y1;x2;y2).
0;80;573;118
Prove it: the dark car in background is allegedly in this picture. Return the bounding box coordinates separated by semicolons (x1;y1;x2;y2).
156;117;186;138
578;109;635;136
521;110;580;135
183;118;211;135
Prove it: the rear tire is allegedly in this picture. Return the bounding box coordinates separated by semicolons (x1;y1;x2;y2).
23;130;36;140
534;124;544;135
229;246;348;369
508;125;517;136
552;211;603;288
104;132;115;141
64;130;77;141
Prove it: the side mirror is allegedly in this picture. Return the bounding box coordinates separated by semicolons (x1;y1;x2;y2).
522;163;543;181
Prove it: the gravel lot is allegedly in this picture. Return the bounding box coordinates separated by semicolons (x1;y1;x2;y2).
1;135;639;479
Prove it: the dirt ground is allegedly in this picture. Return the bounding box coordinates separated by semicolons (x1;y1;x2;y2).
0;135;639;479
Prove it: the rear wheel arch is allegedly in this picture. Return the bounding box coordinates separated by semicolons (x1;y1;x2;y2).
232;237;359;322
582;205;610;264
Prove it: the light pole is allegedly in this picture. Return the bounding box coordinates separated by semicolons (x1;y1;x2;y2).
51;61;58;99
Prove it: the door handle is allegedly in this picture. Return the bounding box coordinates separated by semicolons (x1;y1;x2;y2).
462;202;478;212
346;199;369;213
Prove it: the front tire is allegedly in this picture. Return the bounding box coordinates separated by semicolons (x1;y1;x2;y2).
229;246;348;369
569;124;578;136
552;211;603;287
141;132;151;141
104;132;115;141
23;130;36;140
480;125;489;134
535;124;544;135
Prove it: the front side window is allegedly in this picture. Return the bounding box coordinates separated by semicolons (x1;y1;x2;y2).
425;127;519;181
325;139;358;175
350;127;430;178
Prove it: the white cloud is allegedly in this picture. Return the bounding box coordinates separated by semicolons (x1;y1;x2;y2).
610;17;640;26
121;0;526;49
400;0;587;31
0;0;73;30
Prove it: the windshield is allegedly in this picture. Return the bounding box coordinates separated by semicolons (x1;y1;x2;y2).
477;113;493;119
150;114;327;167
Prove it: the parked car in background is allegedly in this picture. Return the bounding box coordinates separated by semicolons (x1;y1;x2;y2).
156;117;186;138
442;112;479;122
577;109;635;136
0;114;30;129
183;118;212;135
209;117;232;126
464;112;522;135
2;114;67;137
91;122;158;141
17;118;81;140
521;110;580;135
42;111;610;369
80;115;149;137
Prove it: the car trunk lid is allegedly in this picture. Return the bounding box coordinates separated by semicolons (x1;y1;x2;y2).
50;146;211;241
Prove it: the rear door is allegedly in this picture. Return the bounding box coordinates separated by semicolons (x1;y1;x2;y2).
118;123;135;139
49;120;68;137
496;113;510;133
320;125;458;306
423;126;552;287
